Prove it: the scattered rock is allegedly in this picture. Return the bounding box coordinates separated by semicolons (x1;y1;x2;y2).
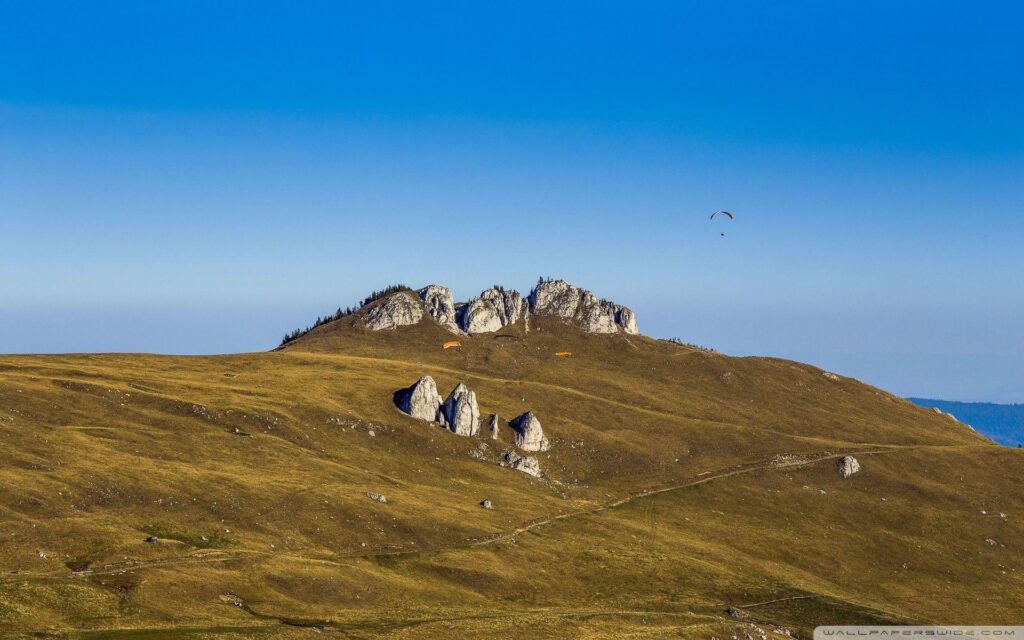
365;491;387;504
441;383;480;437
822;371;841;381
726;607;750;619
510;411;550;452
364;292;423;330
837;455;861;478
417;285;463;334
144;535;158;543
501;451;541;477
397;375;443;422
480;499;493;509
985;538;997;546
489;414;500;440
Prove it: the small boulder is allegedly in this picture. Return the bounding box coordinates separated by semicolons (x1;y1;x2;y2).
365;491;387;504
442;383;480;437
837;455;861;478
488;414;500;440
501;451;541;478
144;535;158;544
510;411;550;452
398;375;443;422
480;499;493;509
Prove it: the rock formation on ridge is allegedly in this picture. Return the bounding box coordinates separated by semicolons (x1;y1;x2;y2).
457;287;528;334
528;279;637;335
363;292;423;330
360;279;637;336
417;285;463;334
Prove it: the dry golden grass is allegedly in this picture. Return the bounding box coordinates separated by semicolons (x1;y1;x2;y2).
0;311;1017;638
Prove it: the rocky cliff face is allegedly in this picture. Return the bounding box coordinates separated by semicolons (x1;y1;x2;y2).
363;279;637;336
458;287;527;334
417;285;463;334
528;280;638;335
363;292;423;330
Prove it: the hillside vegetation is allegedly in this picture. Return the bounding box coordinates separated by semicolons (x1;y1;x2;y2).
0;300;1018;639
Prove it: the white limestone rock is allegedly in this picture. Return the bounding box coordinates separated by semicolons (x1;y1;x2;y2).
417;285;463;334
510;411;550;452
458;287;527;334
441;383;480;437
489;414;500;440
364;292;423;330
837;455;861;478
501;450;541;478
398;375;443;422
527;279;637;335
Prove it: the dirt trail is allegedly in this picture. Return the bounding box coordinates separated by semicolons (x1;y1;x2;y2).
0;447;900;586
466;447;902;548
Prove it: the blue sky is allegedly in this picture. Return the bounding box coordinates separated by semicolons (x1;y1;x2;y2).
1;1;1022;402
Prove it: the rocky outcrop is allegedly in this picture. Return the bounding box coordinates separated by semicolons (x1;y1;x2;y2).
398;375;443;422
359;279;636;336
441;383;480;437
527;279;637;334
417;285;463;334
510;411;550;452
364;292;423;330
488;414;500;440
837;455;861;478
501;451;541;478
458;287;527;334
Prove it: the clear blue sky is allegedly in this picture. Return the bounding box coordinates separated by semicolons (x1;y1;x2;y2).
1;1;1022;402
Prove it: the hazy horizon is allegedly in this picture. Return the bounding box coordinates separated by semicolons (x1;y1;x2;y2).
2;2;1022;403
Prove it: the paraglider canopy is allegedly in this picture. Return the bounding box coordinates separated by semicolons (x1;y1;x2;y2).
709;210;734;220
442;340;462;350
555;351;572;357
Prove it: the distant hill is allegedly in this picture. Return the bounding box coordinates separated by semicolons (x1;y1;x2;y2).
908;398;1024;446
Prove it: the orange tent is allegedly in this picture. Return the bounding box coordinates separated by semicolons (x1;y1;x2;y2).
442;340;462;349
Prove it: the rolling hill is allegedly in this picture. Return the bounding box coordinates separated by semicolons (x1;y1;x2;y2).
0;282;1019;639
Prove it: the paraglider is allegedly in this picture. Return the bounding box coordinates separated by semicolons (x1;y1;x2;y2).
710;210;733;235
555;351;572;357
442;340;462;350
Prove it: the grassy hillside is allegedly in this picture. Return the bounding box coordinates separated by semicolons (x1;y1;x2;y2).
909;398;1024;447
0;306;1017;638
